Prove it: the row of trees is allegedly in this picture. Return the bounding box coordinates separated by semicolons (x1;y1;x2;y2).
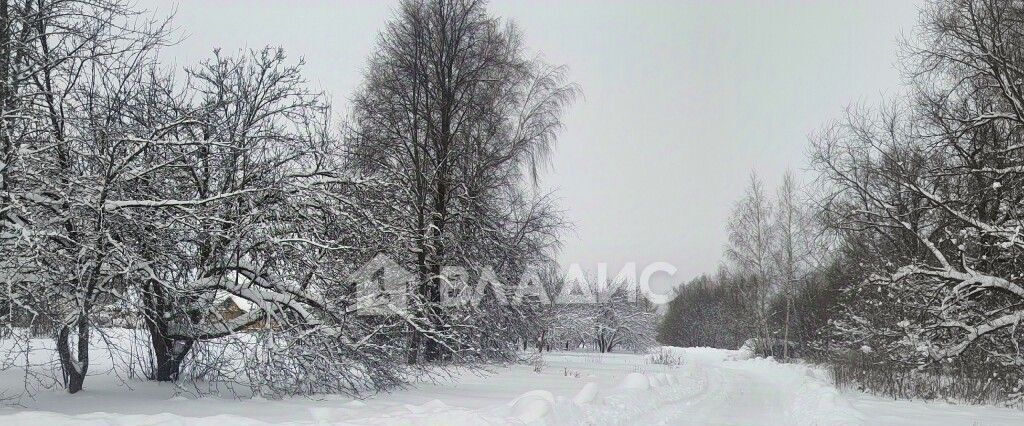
658;273;751;350
658;172;830;359
536;287;659;354
660;0;1024;403
1;0;576;397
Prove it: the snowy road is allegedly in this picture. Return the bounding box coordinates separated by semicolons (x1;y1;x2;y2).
639;356;793;425
637;349;863;425
611;348;1021;426
2;347;1023;425
554;348;864;425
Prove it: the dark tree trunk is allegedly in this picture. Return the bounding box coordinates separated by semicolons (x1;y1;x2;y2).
407;325;422;365
423;175;449;362
148;324;192;381
406;265;425;365
142;279;193;381
57;315;89;393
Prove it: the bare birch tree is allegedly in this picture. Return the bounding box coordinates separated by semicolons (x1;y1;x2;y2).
725;172;779;355
347;0;576;363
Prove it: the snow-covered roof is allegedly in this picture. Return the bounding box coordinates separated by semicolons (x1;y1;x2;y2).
214;291;257;313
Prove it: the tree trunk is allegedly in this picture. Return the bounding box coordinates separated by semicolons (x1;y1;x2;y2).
57;315;89;393
423;182;449;362
782;296;791;359
408;216;428;365
151;336;192;382
407;328;421;364
141;279;193;381
148;327;192;381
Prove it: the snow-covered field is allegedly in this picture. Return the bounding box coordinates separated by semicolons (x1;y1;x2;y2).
1;346;1022;425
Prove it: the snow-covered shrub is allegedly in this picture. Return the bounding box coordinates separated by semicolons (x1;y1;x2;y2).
647;348;683;366
532;357;545;373
740;338;799;360
827;349;1022;407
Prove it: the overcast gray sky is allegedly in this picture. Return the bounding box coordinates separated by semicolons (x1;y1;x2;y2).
139;0;923;285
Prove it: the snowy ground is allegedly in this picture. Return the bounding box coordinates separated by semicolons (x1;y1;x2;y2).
1;346;1022;425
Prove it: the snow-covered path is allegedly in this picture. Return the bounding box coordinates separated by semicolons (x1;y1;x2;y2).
693;352;855;424
613;348;863;426
2;346;1023;425
643;356;791;425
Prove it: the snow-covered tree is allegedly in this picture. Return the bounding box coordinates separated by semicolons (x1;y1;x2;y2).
346;0;575;364
771;171;824;357
725;173;779;354
2;0;578;399
0;0;174;393
811;0;1024;376
0;3;409;395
